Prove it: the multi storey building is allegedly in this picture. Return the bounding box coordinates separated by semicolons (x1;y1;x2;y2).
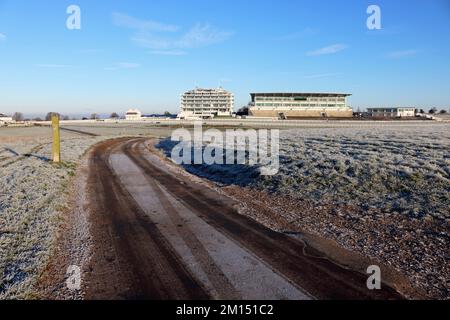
178;88;234;119
248;93;353;118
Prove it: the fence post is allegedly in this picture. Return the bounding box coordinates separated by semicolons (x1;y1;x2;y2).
52;115;61;163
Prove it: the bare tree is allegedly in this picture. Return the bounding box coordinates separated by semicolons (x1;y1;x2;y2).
45;112;60;121
90;113;98;120
110;112;119;119
12;112;24;121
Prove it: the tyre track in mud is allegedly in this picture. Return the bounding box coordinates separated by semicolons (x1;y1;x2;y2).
84;137;404;300
83;138;209;299
122;138;403;300
122;140;241;299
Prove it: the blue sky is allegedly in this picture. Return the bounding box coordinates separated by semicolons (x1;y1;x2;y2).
0;0;449;116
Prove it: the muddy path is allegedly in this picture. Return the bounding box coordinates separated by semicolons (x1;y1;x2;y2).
82;138;403;300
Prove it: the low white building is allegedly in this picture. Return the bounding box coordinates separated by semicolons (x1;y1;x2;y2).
367;107;416;118
125;109;142;121
0;113;13;123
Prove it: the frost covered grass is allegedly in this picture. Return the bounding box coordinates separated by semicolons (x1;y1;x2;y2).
0;128;111;299
160;124;450;221
157;123;450;298
264;125;450;221
0;125;175;299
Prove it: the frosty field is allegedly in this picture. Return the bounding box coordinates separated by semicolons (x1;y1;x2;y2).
0;128;108;298
158;122;450;298
1;122;449;299
0;125;177;299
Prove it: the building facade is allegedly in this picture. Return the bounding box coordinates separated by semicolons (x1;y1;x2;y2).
0;113;13;123
125;109;142;120
178;88;234;119
248;93;353;119
367;107;416;118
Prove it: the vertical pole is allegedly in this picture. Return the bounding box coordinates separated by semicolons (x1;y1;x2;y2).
52;115;61;163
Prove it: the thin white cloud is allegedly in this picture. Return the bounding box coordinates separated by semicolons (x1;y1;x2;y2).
149;50;187;56
0;33;6;41
307;44;348;56
36;64;74;68
132;23;232;50
112;12;179;32
114;13;232;53
132;35;172;50
104;62;141;71
176;24;233;49
386;50;417;59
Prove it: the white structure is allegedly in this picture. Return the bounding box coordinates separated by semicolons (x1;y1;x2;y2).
178;87;234;119
249;93;353;118
367;107;416;118
0;113;13;123
125;109;142;121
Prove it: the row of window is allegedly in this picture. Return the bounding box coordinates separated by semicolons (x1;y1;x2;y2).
255;97;346;102
255;103;346;107
183;95;232;97
184;106;231;109
183;101;233;103
370;109;415;113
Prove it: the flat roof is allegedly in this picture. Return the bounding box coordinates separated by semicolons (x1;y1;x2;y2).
367;107;416;110
251;92;352;98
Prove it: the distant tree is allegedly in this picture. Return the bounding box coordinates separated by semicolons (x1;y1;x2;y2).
33;117;43;122
45;112;60;121
236;106;249;116
429;107;438;114
419;109;425;114
439;109;447;114
62;115;70;120
12;112;24;121
163;111;172;116
110;112;119;119
90;113;98;120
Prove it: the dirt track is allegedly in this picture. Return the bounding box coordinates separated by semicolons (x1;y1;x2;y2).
82;138;403;300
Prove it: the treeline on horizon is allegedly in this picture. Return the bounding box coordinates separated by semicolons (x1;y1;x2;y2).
7;111;176;122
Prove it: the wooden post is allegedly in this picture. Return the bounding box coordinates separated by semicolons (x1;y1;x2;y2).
52;115;61;163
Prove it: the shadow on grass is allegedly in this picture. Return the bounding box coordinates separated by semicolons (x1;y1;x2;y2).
2;147;50;162
156;139;265;187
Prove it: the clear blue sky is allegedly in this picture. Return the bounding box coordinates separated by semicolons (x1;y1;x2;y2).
0;0;449;117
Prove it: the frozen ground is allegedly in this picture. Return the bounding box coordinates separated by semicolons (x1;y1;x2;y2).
268;125;449;220
1;122;448;299
0;125;172;299
159;124;449;220
0;129;111;298
158;123;450;298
